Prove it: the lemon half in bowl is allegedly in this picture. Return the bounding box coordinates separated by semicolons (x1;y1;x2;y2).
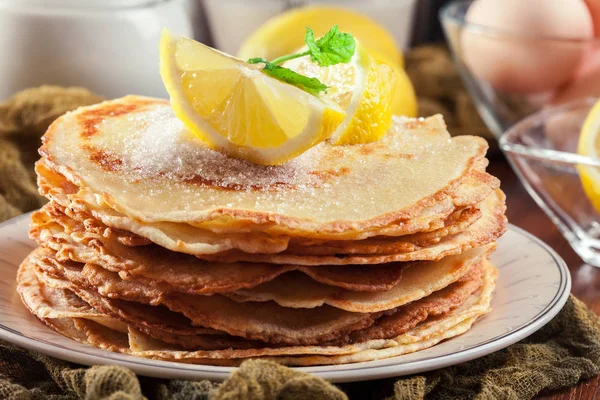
579;99;600;213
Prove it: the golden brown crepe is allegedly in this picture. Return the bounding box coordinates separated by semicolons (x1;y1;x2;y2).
18;249;496;363
38;96;498;240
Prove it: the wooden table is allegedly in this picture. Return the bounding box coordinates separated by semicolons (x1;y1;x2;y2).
342;155;600;399
490;157;600;400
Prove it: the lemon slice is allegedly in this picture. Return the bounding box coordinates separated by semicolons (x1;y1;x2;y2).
160;29;346;165
579;99;600;213
238;6;403;68
283;43;395;144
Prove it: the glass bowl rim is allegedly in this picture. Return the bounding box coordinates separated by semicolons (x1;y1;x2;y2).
499;97;600;168
440;0;600;44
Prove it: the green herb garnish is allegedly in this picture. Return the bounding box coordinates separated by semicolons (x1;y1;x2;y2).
248;25;356;96
248;58;328;96
304;26;356;66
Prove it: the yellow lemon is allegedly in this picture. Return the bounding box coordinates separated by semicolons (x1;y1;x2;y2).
160;29;345;165
238;6;403;68
283;43;395;144
579;99;600;213
371;50;418;118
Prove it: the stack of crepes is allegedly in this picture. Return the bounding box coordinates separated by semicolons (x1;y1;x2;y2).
18;96;507;366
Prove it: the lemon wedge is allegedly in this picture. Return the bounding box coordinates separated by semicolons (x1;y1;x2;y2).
238;6;403;68
371;51;418;118
160;29;346;165
579;99;600;213
283;43;395;144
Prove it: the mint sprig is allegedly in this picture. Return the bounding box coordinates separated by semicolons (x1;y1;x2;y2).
248;25;356;96
305;26;356;66
248;58;328;96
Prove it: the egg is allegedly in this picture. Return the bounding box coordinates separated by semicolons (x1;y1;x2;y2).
461;0;593;93
584;0;600;36
553;41;600;103
553;64;600;104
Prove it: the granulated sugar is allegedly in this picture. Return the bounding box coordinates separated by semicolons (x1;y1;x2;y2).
121;106;323;189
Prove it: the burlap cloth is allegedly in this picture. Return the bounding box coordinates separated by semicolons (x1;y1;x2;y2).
1;48;599;400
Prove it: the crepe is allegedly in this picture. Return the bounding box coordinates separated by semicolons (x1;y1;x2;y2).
36;159;497;256
18;249;496;364
284;206;483;255
39;96;498;239
35;192;483;255
32;234;490;314
35;160;503;263
200;190;506;265
140;265;494;364
31;209;410;294
226;244;494;312
27;250;381;345
28;241;488;341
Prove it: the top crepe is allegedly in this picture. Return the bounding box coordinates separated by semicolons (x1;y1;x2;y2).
39;96;495;237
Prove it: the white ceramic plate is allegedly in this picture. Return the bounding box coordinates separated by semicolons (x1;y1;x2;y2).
0;214;570;383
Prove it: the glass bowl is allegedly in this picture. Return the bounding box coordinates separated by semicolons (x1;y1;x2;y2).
500;98;600;267
440;0;600;139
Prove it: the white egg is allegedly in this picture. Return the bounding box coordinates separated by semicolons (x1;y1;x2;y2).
461;0;593;93
584;0;600;36
552;39;600;104
553;64;600;104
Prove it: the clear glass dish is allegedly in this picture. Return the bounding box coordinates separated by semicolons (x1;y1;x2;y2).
500;98;600;266
440;0;600;139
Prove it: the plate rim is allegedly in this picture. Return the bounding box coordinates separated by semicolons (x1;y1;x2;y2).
0;214;571;383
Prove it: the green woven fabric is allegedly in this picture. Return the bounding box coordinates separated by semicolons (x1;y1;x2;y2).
1;86;599;400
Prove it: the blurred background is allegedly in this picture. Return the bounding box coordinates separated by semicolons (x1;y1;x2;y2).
4;0;600;265
0;0;480;136
0;0;453;98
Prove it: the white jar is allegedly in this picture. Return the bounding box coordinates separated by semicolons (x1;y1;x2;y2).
0;0;193;100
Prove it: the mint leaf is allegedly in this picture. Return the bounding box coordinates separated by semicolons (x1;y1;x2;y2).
304;28;321;61
265;65;328;96
248;25;355;96
248;58;327;96
304;25;356;67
